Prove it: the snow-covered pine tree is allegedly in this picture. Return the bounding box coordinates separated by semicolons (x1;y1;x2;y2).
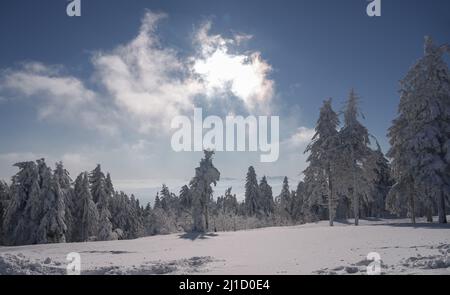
160;184;177;212
74;172;99;241
105;172;114;198
291;181;305;222
303;99;340;226
0;180;10;244
154;192;162;209
189;150;220;232
244;166;260;216
54;162;75;242
36;161;67;244
87;165;114;240
129;194;145;238
259;176;274;216
338;90;376;226
367;144;393;218
179;185;192;209
97;184;115;241
2;161;41;245
387;36;450;224
89;164;107;204
223;187;239;215
109;190;144;239
276;177;292;221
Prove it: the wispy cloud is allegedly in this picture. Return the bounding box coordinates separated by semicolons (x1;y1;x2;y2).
0;11;276;137
91;11;203;133
0;62;119;135
282;127;315;149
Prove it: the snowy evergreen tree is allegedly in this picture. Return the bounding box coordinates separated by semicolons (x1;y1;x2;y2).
154;192;162;209
109;191;144;239
259;176;274;216
36;160;67;244
105;172;114;198
244;166;260;216
303;99;341;226
189;150;220;232
74;172;99;242
179;185;192;209
223;187;239;215
0;180;10;244
89;164;107;204
338;90;376;226
160;184;179;213
97;185;115;241
87;165;114;240
387;37;450;224
2;161;41;245
292;181;306;222
366;145;393;218
276;177;292;221
54;162;75;242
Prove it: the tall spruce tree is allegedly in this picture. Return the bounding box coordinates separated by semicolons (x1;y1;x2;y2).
259;176;274;216
303;99;340;226
0;180;10;244
74;172;99;241
3;161;41;245
367;145;393;218
36;160;67;244
54;162;75;242
277;177;292;220
179;185;192;209
387;37;450;224
338;90;376;226
245;166;260;216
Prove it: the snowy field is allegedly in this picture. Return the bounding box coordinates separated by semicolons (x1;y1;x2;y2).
0;217;449;275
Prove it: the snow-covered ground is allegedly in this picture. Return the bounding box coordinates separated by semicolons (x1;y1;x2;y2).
1;217;449;275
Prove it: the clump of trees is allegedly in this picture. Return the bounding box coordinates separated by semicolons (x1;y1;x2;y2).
0;161;145;246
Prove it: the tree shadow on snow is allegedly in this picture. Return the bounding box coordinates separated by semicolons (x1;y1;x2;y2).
178;232;219;241
371;222;450;230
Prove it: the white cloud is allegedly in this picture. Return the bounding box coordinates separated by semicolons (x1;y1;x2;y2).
0;11;276;136
91;11;203;133
192;21;274;113
0;62;119;135
283;127;315;149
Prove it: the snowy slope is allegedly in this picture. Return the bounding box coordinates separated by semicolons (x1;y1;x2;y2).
0;217;449;275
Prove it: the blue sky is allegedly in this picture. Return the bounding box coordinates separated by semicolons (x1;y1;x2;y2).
0;0;449;201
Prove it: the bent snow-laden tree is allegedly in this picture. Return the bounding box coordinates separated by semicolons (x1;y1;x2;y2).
189;150;220;232
387;36;450;224
303;99;341;226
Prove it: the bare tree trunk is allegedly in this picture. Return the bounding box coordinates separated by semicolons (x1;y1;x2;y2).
204;203;209;232
438;193;447;224
350;148;359;226
354;190;359;226
327;165;334;227
410;193;416;224
426;206;433;223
